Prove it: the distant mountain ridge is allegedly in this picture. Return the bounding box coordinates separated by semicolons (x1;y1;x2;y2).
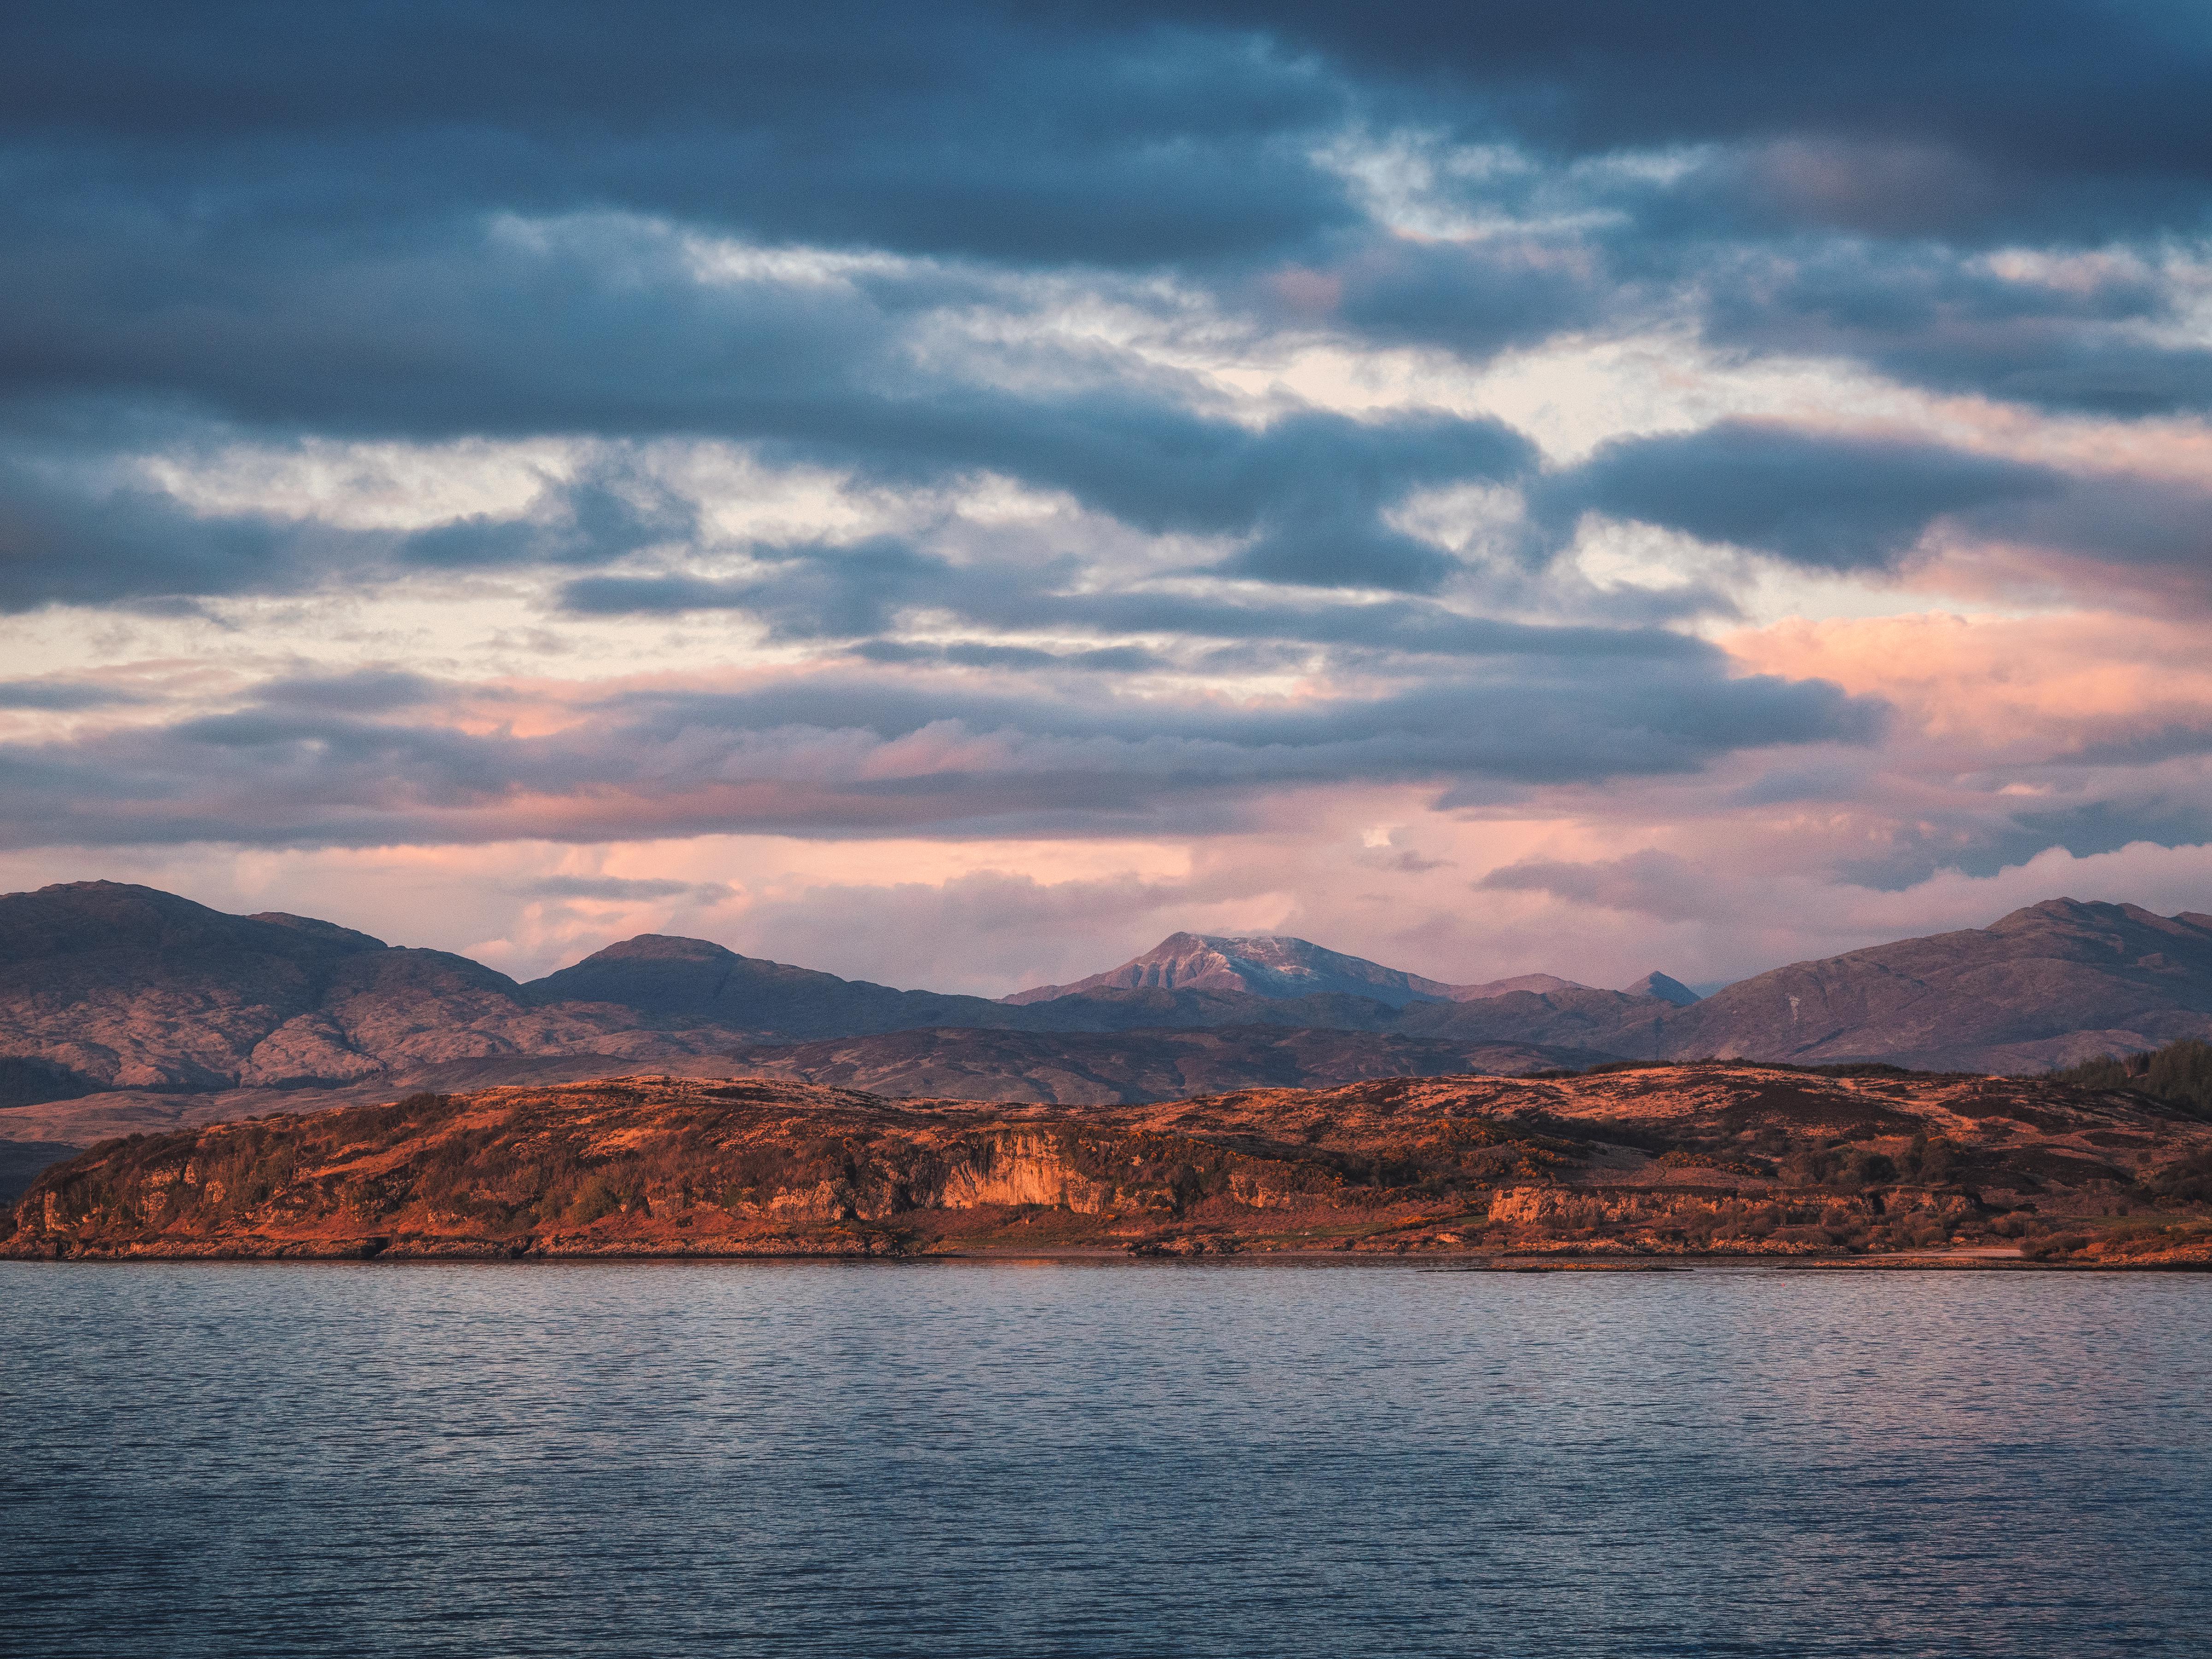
1647;899;2212;1072
1623;971;1700;1007
1004;930;1594;1006
518;933;1027;1039
2;883;2210;1155
722;1026;1612;1105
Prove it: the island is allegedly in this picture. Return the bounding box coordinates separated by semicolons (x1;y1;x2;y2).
11;1061;2209;1266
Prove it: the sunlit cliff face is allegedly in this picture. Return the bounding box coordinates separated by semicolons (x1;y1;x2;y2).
2;3;2209;991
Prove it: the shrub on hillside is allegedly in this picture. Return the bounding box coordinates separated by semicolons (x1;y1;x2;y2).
2053;1040;2212;1117
2147;1148;2212;1203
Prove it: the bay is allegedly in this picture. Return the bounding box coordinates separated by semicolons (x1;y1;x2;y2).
2;1260;2206;1657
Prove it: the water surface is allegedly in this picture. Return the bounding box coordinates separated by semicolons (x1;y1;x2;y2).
3;1260;2206;1656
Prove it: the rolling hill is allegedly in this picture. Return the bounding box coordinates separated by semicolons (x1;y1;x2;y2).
12;1065;2207;1264
4;882;2210;1202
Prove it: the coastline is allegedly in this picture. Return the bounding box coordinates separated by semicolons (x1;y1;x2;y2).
12;1239;2211;1271
14;1070;2208;1268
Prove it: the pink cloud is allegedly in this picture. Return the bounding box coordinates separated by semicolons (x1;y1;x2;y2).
1723;610;2212;754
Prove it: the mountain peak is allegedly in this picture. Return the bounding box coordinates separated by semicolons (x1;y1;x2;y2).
1448;972;1587;1000
570;933;743;965
1004;932;1560;1008
3;880;387;960
1622;971;1699;1006
247;912;389;951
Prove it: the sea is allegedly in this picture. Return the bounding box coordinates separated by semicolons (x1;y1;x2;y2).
3;1260;2206;1657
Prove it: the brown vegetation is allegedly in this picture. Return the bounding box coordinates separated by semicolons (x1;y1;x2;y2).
9;1061;2210;1264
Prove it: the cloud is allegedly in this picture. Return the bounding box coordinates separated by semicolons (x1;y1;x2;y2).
516;875;726;902
1698;241;2212;416
0;456;341;611
0;653;1883;849
1;6;2204;625
1475;847;1717;922
400;468;699;570
1700;610;2212;892
565;536;961;640
0;5;1355;268
1307;237;1612;360
1524;420;2212;606
1963;474;2212;586
849;641;1169;674
1177;2;2212;224
1722;612;2212;752
0;679;145;711
0;199;1539;606
252;670;439;715
1543;421;2062;573
561;532;1718;659
729;866;1217;994
1;0;2208;968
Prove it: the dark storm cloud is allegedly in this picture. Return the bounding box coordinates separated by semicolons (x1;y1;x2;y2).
0;458;325;611
567;538;962;641
1541;422;2063;572
1699;242;2212;416
11;7;2211;369
401;471;699;570
2;0;2205;883
1198;412;1535;590
0;681;145;712
1267;149;2212;416
575;653;1879;779
0;6;1442;606
0;191;1535;600
1828;790;2212;890
251;671;441;715
0;212;908;440
3;4;2200;452
1162;1;2212;218
2005;798;2212;865
563;545;1718;662
0;448;698;612
1532;421;2212;589
1966;476;2212;577
0;406;1532;618
0;656;1882;848
851;641;1169;674
16;2;2208;256
2065;723;2212;768
1;5;1353;269
882;406;1532;577
1318;240;1614;359
0;0;2202;616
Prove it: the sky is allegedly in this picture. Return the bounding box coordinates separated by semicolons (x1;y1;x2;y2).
2;1;2210;994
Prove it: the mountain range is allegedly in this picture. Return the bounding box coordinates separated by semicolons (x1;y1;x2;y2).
0;883;1700;1113
1002;931;1591;1006
2;881;2210;1177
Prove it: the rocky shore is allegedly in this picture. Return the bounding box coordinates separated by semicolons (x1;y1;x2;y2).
9;1061;2209;1266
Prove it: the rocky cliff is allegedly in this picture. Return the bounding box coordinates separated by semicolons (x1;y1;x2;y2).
12;1065;2208;1265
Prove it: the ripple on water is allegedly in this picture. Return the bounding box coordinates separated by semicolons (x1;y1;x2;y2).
2;1260;2207;1658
